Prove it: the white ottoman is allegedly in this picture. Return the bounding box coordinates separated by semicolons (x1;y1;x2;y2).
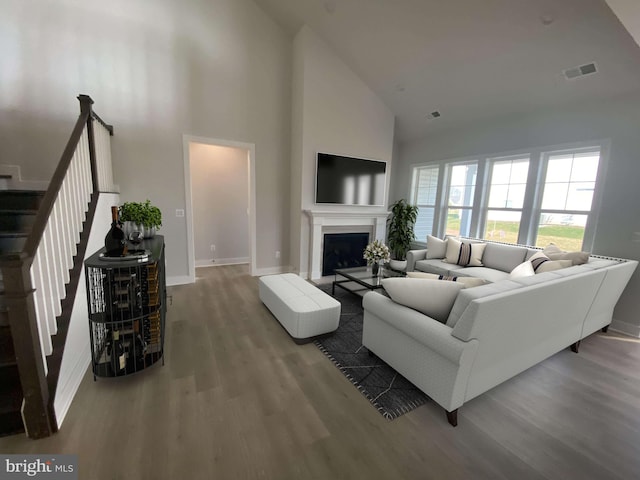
259;273;341;343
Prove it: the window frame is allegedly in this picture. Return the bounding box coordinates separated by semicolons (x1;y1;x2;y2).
410;165;443;242
408;140;609;251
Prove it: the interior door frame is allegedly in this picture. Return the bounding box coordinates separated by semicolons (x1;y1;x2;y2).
183;134;257;282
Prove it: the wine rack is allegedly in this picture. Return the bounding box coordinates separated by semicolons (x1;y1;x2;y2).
85;236;166;379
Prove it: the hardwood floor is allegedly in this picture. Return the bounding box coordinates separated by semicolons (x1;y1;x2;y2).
1;265;639;479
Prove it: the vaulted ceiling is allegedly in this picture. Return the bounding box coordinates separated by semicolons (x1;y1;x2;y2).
253;0;640;142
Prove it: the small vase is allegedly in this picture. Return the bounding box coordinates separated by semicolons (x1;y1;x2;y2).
371;262;379;276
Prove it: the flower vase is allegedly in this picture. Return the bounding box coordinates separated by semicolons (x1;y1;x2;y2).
372;262;379;276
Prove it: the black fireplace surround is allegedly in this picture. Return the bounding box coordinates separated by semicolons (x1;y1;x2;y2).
322;233;370;277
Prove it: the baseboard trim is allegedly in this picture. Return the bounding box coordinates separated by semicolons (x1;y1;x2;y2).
195;257;249;267
167;275;194;286
610;318;640;338
53;344;91;428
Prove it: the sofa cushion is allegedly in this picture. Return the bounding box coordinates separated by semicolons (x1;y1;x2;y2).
529;251;572;273
481;243;528;272
446;280;522;328
382;278;465;323
458;267;511;283
415;259;465;277
444;238;486;266
407;271;488;287
509;261;535;278
426;235;447;259
543;244;590;265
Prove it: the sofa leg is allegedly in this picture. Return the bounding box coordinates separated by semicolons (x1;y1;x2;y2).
446;409;458;427
602;325;609;333
570;341;581;353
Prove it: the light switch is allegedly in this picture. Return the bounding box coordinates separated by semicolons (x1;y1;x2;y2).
176;209;185;217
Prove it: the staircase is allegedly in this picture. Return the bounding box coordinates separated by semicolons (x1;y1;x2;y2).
0;95;115;438
0;190;45;436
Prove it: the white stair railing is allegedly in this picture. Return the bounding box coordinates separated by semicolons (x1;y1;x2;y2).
2;94;114;438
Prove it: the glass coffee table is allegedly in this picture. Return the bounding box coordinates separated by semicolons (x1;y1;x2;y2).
332;265;405;297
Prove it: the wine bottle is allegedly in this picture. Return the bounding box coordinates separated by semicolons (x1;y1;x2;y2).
104;206;127;257
110;330;126;374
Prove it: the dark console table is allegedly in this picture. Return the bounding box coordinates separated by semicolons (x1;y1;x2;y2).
84;235;166;379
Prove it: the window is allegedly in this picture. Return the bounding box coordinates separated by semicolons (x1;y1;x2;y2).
483;157;529;244
409;141;604;251
445;163;477;237
411;166;439;240
536;150;600;250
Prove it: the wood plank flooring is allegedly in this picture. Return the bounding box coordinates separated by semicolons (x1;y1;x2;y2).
1;265;639;479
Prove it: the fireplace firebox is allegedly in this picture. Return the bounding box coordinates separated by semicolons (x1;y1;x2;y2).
322;233;370;277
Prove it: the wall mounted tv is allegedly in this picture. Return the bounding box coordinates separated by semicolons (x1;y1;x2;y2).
315;153;387;206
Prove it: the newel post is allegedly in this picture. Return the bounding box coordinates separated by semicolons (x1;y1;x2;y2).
4;254;54;438
78;94;99;193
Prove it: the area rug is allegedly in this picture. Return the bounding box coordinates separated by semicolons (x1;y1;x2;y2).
315;284;429;420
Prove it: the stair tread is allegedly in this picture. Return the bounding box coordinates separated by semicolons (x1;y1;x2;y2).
0;232;28;237
0;190;45;195
0;209;38;215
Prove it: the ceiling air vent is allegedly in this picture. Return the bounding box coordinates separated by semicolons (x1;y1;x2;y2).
426;111;441;120
563;62;597;80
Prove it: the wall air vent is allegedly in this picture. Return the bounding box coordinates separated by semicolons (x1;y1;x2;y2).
563;62;598;80
426;111;441;120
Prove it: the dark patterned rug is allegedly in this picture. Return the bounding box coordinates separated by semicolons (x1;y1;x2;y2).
315;284;429;420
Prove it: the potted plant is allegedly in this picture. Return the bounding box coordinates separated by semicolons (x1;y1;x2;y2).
386;199;419;271
119;199;162;240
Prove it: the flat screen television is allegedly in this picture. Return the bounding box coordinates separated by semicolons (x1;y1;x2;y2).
315;153;387;206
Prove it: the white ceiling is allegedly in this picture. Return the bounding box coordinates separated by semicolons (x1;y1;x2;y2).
253;0;640;142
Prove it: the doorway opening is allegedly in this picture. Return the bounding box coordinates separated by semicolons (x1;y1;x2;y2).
183;135;257;282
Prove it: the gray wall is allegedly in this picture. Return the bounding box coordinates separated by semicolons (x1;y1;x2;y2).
391;91;640;335
289;26;395;277
190;143;249;266
0;0;291;282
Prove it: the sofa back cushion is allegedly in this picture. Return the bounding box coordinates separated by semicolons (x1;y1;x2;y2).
446;280;522;328
481;243;528;272
382;278;465;323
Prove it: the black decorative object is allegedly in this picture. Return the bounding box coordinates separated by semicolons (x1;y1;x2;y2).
104;206;127;257
372;262;379;276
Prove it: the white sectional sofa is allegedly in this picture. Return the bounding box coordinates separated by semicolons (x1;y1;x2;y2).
362;238;637;426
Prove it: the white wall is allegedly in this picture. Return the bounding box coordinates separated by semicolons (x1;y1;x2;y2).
54;192;119;426
392;91;640;335
606;0;640;47
0;0;291;282
289;26;395;277
190;143;249;266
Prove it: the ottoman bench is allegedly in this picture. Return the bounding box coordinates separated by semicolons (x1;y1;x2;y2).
258;273;341;343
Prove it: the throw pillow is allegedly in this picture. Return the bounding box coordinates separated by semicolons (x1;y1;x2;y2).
382;278;465;323
542;243;590;265
529;251;572;273
443;237;486;267
509;261;535;278
426;235;447;259
407;271;488;287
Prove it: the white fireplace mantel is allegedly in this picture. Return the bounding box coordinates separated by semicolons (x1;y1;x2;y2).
304;209;390;279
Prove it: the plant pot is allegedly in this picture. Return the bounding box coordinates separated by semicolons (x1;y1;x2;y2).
388;259;407;272
123;222;156;241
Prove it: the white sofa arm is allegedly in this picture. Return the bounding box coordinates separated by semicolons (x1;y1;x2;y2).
363;292;473;364
406;249;428;272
